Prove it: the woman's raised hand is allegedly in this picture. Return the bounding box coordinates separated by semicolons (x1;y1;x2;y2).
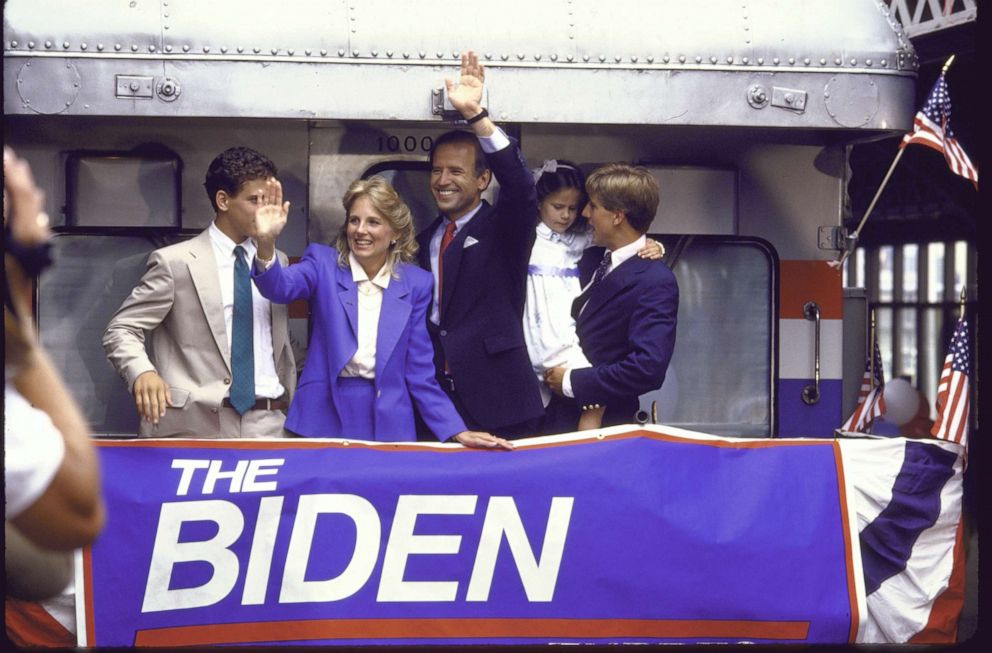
253;177;290;260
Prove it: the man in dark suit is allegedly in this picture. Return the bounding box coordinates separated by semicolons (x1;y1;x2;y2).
545;163;679;427
416;50;543;438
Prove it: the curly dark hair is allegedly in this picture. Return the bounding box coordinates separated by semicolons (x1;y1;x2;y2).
203;147;278;212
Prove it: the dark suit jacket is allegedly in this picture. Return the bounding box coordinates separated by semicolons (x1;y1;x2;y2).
571;245;679;426
415;139;543;431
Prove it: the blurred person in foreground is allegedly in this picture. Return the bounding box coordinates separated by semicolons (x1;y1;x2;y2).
4;146;105;605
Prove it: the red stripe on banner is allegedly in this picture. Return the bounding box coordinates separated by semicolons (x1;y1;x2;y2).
286;256;309;319
779;261;842;320
4;598;76;648
909;518;966;644
83;546;96;646
134;617;812;646
831;442;859;643
94;429;837;452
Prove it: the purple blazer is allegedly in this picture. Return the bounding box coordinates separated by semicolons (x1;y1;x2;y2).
252;243;466;441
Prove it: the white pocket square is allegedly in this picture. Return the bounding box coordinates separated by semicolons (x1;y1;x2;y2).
463;236;480;248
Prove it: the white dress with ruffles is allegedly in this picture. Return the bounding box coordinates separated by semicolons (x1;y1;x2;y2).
523;222;593;406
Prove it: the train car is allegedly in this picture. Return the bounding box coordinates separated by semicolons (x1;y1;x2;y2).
4;0;919;438
3;0;972;646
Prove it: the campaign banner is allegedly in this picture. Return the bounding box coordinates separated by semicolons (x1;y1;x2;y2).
78;427;861;646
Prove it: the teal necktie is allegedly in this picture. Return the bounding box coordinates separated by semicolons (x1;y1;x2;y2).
230;246;255;415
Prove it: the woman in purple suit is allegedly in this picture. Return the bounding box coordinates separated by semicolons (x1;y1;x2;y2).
251;175;511;449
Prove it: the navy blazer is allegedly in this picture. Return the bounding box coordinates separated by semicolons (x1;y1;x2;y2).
415;138;544;431
571;246;679;426
252;244;466;441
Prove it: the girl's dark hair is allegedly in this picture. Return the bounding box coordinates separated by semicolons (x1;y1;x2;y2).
533;159;588;233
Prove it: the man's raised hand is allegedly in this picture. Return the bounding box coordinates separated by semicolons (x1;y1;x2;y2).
445;50;485;118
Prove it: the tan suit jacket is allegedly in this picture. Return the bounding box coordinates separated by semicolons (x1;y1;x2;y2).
103;229;297;437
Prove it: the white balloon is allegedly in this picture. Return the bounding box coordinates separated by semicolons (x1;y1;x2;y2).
883;378;919;426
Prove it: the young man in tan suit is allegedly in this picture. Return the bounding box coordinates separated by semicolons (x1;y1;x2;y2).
103;147;296;437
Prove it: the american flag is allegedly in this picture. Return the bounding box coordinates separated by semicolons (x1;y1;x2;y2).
841;340;886;433
930;316;970;447
900;72;979;188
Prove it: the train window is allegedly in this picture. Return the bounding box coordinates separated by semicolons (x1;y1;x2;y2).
953;241;968;297
876;307;894;378
37;233;192;436
643;236;775;437
921;309;944;409
877;246;894;302
844;239;975;420
362;162;437;234
897;309;917;377
66;153;182;229
926;242;945;302
901;244;918;301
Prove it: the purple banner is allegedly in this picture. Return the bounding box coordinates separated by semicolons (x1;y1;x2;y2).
80;428;858;646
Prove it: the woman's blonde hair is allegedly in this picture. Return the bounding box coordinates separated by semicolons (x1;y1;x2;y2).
335;176;418;275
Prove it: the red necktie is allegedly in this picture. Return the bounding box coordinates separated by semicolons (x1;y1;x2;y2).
437;221;457;315
437;222;457;375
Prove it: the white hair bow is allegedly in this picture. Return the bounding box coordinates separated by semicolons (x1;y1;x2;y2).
532;159;576;183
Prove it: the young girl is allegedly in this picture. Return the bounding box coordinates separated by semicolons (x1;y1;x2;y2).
523;159;663;433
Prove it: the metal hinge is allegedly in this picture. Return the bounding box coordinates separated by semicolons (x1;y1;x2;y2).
431;87;489;122
115;74;153;99
771;86;807;112
818;226;850;251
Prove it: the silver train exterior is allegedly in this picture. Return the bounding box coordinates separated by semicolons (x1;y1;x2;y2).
3;0;916;437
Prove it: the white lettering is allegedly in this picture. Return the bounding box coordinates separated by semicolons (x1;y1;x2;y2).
171;459;210;496
466;496;573;602
241;495;284;605
242;459;285;492
141;500;244;612
203;460;249;494
279;494;380;603
377;495;477;602
141;493;575;612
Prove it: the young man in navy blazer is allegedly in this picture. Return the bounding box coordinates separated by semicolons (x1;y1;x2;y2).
545;164;679;427
415;50;543;438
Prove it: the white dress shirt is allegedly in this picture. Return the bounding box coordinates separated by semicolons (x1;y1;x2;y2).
207;222;284;399
563;234;647;399
340;254;391;379
428;126;512;325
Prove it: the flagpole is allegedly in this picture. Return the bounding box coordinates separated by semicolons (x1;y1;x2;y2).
868;309;876;390
959;285;967;319
865;309;877;434
830;54;958;269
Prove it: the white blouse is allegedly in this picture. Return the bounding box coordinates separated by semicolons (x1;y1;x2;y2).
522;222;593;406
340;254;391;379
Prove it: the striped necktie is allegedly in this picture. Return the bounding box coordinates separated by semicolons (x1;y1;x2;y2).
572;250;611;319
